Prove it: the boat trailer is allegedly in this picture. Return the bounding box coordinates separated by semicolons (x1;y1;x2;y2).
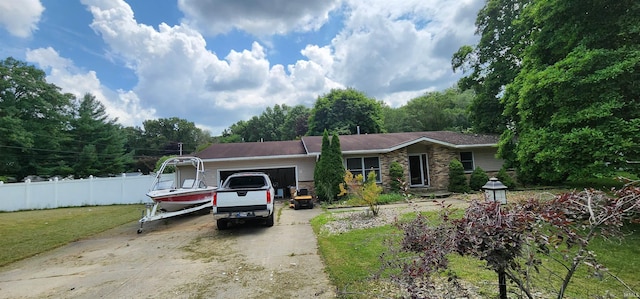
137;201;212;233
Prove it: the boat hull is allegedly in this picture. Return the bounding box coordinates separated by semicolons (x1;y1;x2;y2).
146;187;216;212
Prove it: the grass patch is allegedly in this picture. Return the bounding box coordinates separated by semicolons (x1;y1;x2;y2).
376;193;406;205
313;205;640;298
311;221;399;296
0;204;143;267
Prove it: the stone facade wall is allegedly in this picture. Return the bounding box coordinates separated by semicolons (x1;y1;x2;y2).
297;181;316;198
428;145;458;190
292;146;502;195
379;148;408;192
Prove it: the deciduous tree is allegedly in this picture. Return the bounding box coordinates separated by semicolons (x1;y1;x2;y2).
500;0;640;183
452;0;532;134
0;57;74;179
308;88;384;135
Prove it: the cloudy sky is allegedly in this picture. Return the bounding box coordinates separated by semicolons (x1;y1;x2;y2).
0;0;483;135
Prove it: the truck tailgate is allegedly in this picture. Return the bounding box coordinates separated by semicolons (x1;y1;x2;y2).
214;187;270;208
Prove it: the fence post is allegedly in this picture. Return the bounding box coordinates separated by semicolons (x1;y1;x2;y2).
54;177;59;207
121;173;126;204
89;175;94;206
25;179;31;210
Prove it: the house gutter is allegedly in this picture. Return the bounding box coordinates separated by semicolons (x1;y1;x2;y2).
199;154;312;163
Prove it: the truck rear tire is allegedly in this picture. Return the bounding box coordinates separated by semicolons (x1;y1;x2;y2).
217;219;228;230
265;213;274;227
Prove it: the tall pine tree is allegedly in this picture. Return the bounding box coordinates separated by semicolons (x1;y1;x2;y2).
69;93;130;177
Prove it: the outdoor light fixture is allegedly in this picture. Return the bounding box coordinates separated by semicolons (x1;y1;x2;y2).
482;177;508;204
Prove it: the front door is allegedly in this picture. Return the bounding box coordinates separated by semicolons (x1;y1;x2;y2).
409;154;430;186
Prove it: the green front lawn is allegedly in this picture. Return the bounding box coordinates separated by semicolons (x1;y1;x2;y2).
0;205;143;267
312;208;640;298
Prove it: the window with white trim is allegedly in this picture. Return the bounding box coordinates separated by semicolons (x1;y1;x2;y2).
346;157;381;182
459;151;474;172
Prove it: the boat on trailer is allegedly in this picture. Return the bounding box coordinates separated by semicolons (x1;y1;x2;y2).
138;156;215;233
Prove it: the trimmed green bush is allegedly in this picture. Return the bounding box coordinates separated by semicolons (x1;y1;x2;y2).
496;167;516;189
448;159;470;193
388;161;404;192
469;166;489;191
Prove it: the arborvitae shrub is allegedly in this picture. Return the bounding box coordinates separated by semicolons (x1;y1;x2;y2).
469;166;489;191
389;161;404;192
448;159;470;193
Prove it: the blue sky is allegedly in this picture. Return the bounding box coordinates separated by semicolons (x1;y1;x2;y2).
0;0;484;135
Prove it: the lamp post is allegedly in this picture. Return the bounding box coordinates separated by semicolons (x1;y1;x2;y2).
482;177;508;204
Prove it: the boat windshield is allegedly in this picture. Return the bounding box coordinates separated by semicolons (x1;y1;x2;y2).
154;179;174;190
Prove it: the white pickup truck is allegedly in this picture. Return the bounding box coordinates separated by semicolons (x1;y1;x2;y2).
212;172;275;230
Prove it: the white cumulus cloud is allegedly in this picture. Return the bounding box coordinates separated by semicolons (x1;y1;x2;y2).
177;0;342;36
328;0;483;105
67;0;483;134
0;0;45;37
80;0;342;134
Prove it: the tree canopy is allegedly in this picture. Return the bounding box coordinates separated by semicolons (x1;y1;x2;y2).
0;57;74;179
69;93;130;177
219;104;310;143
307;88;384;135
456;0;640;183
384;87;472;132
501;0;640;183
452;0;531;134
0;57;214;180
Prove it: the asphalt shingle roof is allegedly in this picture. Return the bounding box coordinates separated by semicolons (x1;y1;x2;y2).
197;131;499;160
197;140;306;159
302;131;500;154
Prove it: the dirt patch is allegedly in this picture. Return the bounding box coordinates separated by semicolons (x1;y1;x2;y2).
0;201;335;299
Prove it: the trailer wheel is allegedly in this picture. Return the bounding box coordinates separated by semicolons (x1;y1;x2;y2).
137;228;143;234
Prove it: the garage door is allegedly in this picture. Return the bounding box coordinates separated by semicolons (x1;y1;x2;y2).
219;167;296;198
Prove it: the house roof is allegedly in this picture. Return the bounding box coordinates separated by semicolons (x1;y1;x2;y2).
197;131;499;160
302;131;499;154
197;140;307;160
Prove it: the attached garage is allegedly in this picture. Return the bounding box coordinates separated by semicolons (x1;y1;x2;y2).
197;140;317;197
219;167;297;198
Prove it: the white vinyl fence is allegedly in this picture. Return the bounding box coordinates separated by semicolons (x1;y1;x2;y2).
0;174;159;212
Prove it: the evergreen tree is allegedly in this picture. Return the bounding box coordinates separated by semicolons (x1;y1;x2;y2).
69;93;129;177
448;159;470;193
469;166;489;191
314;130;332;201
314;131;346;202
328;132;346;199
388;161;405;192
